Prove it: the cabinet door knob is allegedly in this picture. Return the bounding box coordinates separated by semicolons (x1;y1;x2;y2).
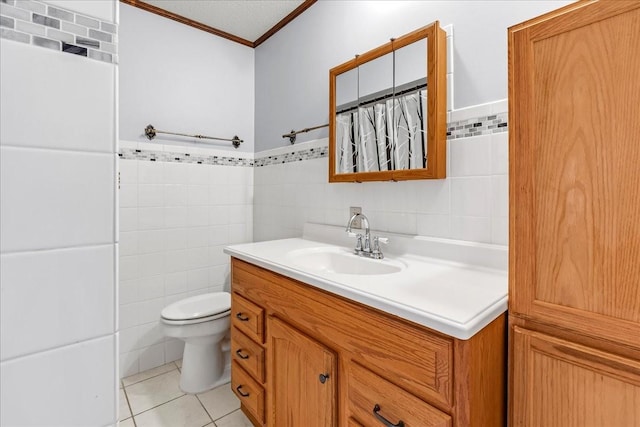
373;404;405;427
319;373;329;384
236;312;250;321
236;385;250;397
235;349;250;359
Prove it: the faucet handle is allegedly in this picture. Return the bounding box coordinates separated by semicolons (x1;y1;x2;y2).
376;237;389;245
371;236;387;259
354;234;363;251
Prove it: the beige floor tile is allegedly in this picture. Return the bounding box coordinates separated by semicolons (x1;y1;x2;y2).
119;389;132;421
123;362;178;387
118;418;135;427
197;383;240;421
126;370;185;415
214;409;253;427
134;395;212;427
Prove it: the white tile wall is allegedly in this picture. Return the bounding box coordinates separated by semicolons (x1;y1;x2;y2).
0;245;115;360
118;156;253;377
0;6;117;424
0;40;115;153
0;335;116;427
0;147;115;252
254;104;508;245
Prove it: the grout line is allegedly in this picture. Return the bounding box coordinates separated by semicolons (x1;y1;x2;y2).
122;386;137;427
0;332;115;364
195;393;215;424
0;143;115;156
1;242;115;257
130;393;186;418
122;364;178;387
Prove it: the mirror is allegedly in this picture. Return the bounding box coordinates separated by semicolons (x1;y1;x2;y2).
329;22;446;182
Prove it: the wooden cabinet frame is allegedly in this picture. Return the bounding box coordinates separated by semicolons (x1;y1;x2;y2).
231;258;506;426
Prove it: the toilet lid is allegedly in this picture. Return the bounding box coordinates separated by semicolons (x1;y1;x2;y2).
161;292;231;322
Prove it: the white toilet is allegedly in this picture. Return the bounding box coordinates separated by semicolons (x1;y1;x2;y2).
161;292;231;394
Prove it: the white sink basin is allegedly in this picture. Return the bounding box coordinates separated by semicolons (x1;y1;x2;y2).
286;247;406;275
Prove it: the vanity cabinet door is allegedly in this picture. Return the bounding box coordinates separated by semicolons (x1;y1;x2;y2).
267;316;337;427
511;327;640;426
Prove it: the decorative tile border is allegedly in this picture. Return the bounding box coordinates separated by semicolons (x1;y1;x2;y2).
446;112;508;139
0;0;117;63
119;148;254;167
254;146;328;167
118;112;506;167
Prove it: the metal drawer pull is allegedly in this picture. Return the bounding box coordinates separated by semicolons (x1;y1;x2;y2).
236;385;250;397
236;349;250;359
236;312;250;321
373;404;405;427
319;373;329;384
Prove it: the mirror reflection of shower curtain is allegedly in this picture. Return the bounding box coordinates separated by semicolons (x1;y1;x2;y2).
336;111;358;173
336;89;426;173
393;90;427;170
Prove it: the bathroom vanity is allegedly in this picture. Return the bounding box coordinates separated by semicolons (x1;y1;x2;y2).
224;224;508;427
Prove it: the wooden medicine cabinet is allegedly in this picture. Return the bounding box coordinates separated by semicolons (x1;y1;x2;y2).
329;22;447;182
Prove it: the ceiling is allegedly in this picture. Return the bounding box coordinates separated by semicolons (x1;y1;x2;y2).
122;0;314;48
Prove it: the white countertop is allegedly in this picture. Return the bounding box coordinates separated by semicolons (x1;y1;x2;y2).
224;224;508;340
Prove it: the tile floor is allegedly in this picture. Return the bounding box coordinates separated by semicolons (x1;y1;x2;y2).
119;360;252;427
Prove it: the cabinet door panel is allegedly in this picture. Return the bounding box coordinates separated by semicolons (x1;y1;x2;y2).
267;316;336;427
511;327;640;427
509;1;640;347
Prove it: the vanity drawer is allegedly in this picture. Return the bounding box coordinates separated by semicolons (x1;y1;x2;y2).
232;293;264;343
231;327;265;383
231;361;265;424
349;362;451;427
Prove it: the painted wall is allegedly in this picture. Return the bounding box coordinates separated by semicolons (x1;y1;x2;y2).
119;3;255;153
254;0;571;150
0;0;118;425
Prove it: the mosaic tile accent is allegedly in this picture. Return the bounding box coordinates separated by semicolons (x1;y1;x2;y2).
0;0;117;63
117;112;506;168
119;148;254;167
255;146;328;167
447;112;508;139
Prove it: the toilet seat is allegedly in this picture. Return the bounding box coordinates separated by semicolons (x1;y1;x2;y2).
161;292;231;325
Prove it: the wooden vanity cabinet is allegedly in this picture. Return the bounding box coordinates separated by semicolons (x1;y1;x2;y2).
508;1;640;425
230;258;506;426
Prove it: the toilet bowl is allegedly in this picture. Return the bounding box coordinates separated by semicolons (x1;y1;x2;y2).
161;292;231;394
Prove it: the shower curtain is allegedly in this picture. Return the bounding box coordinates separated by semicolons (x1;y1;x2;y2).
336;89;427;173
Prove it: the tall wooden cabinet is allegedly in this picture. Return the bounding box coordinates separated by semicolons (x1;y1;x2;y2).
508;1;640;425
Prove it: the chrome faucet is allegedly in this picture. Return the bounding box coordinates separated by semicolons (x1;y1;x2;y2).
345;212;388;259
